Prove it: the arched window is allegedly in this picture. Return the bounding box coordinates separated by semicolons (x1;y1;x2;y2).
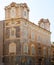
10;27;16;38
9;42;16;54
31;44;35;55
23;44;28;53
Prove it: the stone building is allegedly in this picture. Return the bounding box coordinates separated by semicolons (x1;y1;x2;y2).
0;21;4;65
51;42;54;65
0;2;51;65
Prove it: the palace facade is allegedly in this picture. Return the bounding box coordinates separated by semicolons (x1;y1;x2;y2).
0;2;51;65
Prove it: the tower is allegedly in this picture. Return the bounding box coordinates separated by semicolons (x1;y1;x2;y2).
4;2;30;65
38;18;50;31
5;2;29;20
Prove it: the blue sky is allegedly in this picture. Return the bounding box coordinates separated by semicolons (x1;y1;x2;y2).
0;0;54;42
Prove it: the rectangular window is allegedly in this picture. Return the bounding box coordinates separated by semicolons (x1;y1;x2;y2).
24;11;27;16
31;31;35;41
38;46;42;55
23;44;28;54
16;26;20;37
6;27;10;38
10;27;16;38
37;36;41;42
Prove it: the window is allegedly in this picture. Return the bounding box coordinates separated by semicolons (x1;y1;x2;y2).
24;11;27;16
23;28;28;39
24;29;28;37
9;42;16;54
10;7;16;18
40;23;44;28
23;10;27;19
16;26;20;37
37;36;41;42
31;31;35;41
23;44;28;53
31;44;35;55
48;48;51;56
43;47;46;56
38;45;42;55
10;27;16;38
38;49;41;55
38;50;41;55
6;28;10;38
